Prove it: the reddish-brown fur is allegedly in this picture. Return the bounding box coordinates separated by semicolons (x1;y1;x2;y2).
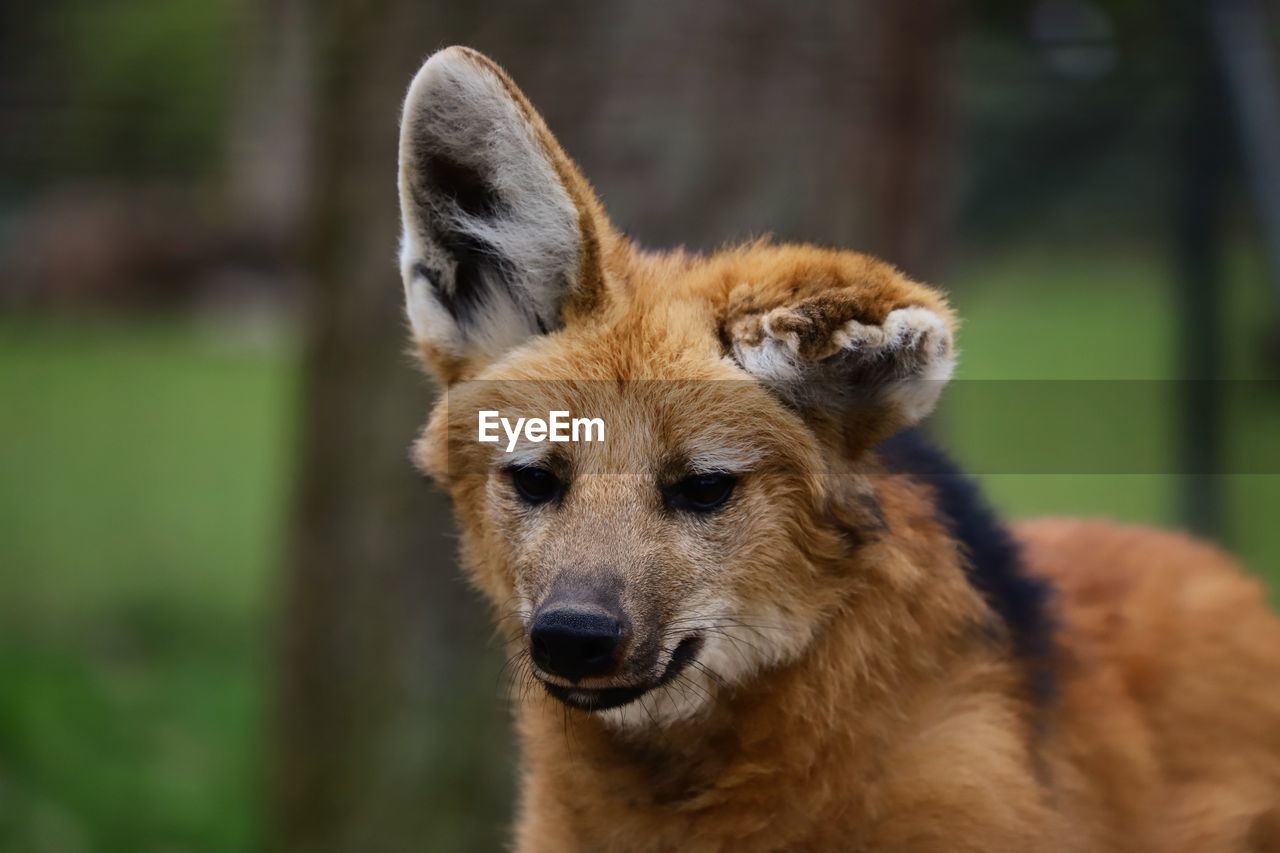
397;47;1280;852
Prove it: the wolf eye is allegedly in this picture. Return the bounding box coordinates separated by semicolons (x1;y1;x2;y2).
509;466;562;505
667;473;737;513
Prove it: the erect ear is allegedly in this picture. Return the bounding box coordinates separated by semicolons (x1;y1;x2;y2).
724;273;957;450
397;46;612;383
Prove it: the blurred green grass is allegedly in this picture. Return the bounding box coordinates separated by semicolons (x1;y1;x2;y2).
948;244;1280;583
0;318;297;852
0;246;1276;852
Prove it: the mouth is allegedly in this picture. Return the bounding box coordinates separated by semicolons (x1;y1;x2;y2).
541;635;703;711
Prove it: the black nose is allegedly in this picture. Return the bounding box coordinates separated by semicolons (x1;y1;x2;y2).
529;607;625;681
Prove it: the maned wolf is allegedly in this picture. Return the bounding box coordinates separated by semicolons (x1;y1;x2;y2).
395;46;1280;852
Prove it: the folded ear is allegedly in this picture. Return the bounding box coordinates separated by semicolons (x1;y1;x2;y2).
397;46;611;382
725;283;957;449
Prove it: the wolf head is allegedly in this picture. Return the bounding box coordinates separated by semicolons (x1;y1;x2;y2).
398;47;956;728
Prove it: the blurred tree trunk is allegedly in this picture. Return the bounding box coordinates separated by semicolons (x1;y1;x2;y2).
270;3;955;852
862;0;957;279
267;3;514;853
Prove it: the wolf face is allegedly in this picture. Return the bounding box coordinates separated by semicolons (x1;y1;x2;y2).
398;47;956;729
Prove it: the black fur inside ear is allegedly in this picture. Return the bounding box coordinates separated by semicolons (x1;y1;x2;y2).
397;47;582;360
405;149;531;333
423;154;502;220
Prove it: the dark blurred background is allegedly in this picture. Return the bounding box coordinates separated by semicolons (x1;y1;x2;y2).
2;1;1279;851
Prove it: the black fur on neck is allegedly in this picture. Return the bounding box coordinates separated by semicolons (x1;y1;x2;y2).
877;428;1057;704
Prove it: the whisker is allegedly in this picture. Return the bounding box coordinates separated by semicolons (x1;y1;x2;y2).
497;647;530;683
665;616;786;633
493;609;532;623
562;702;572;753
639;687;664;734
661;625;764;659
515;659;538;707
674;670;715;706
685;658;729;691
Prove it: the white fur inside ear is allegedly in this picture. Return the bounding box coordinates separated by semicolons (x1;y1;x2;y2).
842;306;956;422
730;333;804;382
400;239;464;352
732;304;956;424
397;47;581;362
